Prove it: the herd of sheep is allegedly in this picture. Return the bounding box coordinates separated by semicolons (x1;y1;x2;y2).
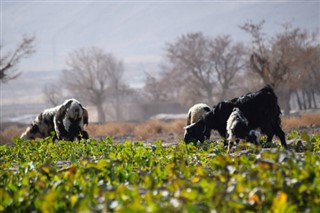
20;85;288;153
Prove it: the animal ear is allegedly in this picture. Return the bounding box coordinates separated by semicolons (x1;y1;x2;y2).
56;105;67;123
204;106;211;112
83;108;89;125
37;112;43;121
63;99;73;109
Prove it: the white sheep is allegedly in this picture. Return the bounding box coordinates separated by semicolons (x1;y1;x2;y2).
186;103;211;125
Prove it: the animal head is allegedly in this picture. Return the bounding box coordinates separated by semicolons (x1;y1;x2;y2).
248;129;261;145
230;107;248;126
20;123;42;140
56;99;88;124
184;117;211;144
231;107;241;116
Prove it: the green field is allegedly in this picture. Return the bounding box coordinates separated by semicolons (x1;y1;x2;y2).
1;131;320;212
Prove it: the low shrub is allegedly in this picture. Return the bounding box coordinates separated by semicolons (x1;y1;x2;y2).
0;136;320;212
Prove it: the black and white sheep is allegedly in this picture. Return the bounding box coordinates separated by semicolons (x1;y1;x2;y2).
183;85;287;149
186;103;211;125
226;107;260;153
20;98;89;141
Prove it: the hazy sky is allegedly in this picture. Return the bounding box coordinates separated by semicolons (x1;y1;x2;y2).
2;1;319;73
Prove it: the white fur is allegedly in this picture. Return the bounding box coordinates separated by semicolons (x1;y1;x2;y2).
226;108;260;153
226;107;248;142
56;99;86;135
21;98;88;141
20;106;59;140
187;103;211;125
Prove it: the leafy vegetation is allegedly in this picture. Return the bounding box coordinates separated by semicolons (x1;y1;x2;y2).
1;131;320;212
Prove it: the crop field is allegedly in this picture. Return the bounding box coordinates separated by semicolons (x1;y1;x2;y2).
1;113;320;212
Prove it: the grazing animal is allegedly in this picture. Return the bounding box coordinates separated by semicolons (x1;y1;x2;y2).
226;107;260;153
184;85;287;149
21;99;89;141
187;103;211;125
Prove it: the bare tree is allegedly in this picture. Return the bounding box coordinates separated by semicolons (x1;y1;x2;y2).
209;35;246;100
43;84;64;106
0;35;36;83
104;57;126;121
61;47;126;123
166;32;216;105
294;43;320;110
159;32;246;106
240;21;319;114
143;72;170;103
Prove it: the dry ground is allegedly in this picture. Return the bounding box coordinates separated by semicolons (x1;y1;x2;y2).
1;113;320;145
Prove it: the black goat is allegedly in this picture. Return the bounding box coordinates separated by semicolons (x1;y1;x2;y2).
183;85;287;149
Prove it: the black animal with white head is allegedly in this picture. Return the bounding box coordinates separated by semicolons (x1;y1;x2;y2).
184;85;287;149
226;107;260;153
184;118;211;145
21;99;89;141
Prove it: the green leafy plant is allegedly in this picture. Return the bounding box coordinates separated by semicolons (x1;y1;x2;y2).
1;133;320;212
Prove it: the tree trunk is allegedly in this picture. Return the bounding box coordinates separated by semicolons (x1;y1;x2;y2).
295;91;302;110
96;103;106;123
283;97;291;115
311;90;317;109
306;91;311;109
302;91;307;109
277;87;291;115
115;92;121;121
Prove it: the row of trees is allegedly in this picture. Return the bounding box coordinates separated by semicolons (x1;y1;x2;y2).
144;21;320;115
3;21;319;121
43;47;134;123
144;33;247;106
242;21;319;114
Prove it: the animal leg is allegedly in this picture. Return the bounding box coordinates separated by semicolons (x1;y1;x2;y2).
266;134;273;143
78;131;89;140
274;126;288;149
235;139;240;146
223;139;228;146
227;141;234;154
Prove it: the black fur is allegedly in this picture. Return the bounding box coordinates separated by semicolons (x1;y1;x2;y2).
184;85;287;149
184;119;209;144
203;106;211;112
60;119;88;141
29;124;40;135
54;104;88;141
21;99;89;141
231;121;251;140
